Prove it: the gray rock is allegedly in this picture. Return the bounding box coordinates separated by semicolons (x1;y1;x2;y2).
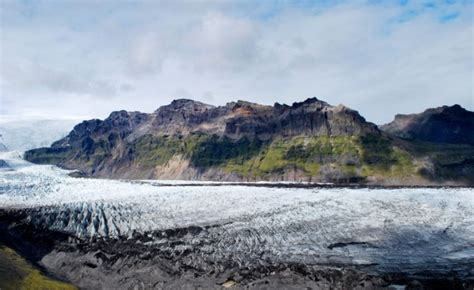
381;104;474;144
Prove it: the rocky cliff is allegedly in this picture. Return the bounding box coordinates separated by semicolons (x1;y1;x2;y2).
24;98;474;185
381;104;474;144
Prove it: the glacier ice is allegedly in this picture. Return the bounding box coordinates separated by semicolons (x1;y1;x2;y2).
0;151;473;275
0;118;78;151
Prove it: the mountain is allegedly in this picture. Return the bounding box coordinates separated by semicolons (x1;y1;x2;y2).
380;105;474;144
0;118;79;151
24;98;474;185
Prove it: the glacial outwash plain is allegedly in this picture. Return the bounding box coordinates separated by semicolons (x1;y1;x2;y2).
0;98;473;289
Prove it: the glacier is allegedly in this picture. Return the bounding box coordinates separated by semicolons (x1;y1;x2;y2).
0;118;78;151
1;150;473;281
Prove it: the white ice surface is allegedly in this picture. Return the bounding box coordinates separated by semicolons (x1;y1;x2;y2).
1;151;473;273
0;118;78;151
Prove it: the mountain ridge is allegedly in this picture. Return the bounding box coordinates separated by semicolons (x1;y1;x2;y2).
381;104;474;144
24;98;474;185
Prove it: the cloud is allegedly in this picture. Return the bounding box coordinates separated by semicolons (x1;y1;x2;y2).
0;0;472;123
185;11;260;72
128;32;168;75
126;11;259;74
4;62;117;96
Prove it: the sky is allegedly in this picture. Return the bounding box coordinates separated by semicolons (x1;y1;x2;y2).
0;0;472;124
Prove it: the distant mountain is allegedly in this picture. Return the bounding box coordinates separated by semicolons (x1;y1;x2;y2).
0;118;79;151
24;98;474;185
381;105;474;145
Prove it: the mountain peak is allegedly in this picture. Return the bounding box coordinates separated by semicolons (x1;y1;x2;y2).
170;98;206;106
107;110;129;120
291;97;330;109
381;104;474;144
438;104;465;113
155;99;215;113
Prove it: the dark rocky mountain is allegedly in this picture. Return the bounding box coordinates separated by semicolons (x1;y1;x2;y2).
381;104;474;144
24;98;474;185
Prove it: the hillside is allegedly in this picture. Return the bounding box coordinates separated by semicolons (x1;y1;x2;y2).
381;105;474;144
24;98;474;185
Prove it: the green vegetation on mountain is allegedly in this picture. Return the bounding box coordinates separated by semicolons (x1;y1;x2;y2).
190;134;264;168
221;135;417;180
397;140;474;183
24;147;73;165
129;133;265;168
132;134;187;166
359;134;416;178
224;136;356;177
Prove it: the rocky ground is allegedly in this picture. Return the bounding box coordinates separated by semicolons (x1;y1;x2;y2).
1;208;473;290
0;212;471;290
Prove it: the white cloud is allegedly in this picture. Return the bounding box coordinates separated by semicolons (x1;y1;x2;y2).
186;11;260;71
0;1;472;123
128;32;168;75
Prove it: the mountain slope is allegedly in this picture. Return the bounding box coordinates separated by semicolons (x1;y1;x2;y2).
24;98;474;185
381;105;474;144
